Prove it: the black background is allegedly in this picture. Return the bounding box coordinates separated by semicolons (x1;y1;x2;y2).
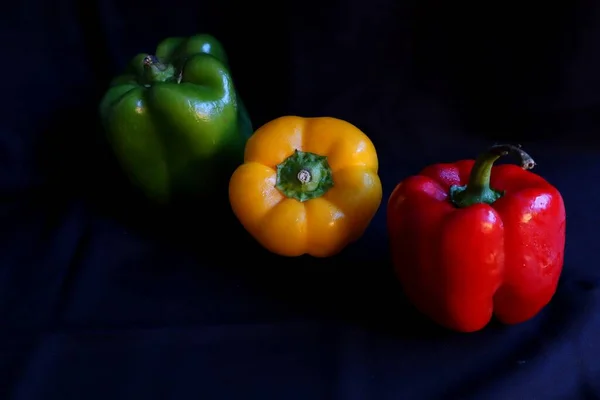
2;0;600;399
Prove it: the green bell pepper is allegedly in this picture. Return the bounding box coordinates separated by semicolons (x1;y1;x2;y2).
99;34;253;204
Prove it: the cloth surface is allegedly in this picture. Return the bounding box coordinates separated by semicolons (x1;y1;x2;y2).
2;1;600;399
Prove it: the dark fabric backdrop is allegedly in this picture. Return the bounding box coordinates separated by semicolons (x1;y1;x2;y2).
2;0;600;399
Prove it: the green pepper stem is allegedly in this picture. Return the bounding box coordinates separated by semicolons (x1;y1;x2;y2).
449;144;536;208
142;55;176;83
275;150;334;202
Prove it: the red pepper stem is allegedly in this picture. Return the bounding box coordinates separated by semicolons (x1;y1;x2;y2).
142;55;176;83
449;144;536;208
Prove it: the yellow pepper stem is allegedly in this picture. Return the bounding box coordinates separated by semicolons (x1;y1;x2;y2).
275;149;334;202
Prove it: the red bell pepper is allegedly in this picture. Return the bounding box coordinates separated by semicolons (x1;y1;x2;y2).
387;144;566;333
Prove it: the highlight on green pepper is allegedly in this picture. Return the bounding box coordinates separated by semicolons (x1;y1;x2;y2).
99;34;253;204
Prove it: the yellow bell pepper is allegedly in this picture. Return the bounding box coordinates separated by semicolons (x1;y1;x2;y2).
229;116;382;257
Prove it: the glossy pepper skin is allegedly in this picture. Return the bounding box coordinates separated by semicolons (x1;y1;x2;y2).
229;116;383;257
387;145;566;333
99;34;252;204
